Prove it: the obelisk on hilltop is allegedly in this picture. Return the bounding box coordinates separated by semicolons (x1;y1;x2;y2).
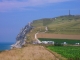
69;10;71;16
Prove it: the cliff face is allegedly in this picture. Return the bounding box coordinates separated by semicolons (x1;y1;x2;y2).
11;23;33;49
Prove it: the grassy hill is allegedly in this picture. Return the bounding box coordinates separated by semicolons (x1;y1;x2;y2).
32;15;80;34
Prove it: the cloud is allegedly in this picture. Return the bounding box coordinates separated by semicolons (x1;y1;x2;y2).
0;0;71;12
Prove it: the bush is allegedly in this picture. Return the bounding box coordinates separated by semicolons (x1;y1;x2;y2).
54;43;63;46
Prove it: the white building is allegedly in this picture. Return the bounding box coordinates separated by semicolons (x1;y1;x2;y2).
42;41;54;44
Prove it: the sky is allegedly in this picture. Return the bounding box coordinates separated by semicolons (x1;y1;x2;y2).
0;0;80;42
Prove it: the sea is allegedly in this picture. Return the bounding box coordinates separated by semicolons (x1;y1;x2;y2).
0;42;14;51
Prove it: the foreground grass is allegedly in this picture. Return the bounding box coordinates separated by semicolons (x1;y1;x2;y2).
0;45;58;60
47;46;80;60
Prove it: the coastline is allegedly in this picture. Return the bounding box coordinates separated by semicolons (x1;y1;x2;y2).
0;42;14;51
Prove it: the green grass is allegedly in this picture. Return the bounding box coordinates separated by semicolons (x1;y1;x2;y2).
48;20;80;34
47;46;80;60
39;38;80;44
32;15;80;34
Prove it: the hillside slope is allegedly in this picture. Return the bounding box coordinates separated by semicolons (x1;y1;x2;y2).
0;45;59;60
32;15;80;34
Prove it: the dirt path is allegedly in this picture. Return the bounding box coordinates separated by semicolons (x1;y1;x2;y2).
37;33;80;40
0;45;58;60
35;32;42;43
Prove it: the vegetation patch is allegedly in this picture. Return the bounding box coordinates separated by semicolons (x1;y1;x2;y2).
39;38;80;44
47;46;80;60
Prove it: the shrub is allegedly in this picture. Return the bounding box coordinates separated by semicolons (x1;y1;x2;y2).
54;42;63;46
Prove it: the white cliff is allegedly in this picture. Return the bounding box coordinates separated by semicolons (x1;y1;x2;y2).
11;23;33;49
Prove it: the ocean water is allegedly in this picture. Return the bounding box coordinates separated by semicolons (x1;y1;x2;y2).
0;42;14;51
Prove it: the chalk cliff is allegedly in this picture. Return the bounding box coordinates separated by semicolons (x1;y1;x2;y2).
11;23;33;49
